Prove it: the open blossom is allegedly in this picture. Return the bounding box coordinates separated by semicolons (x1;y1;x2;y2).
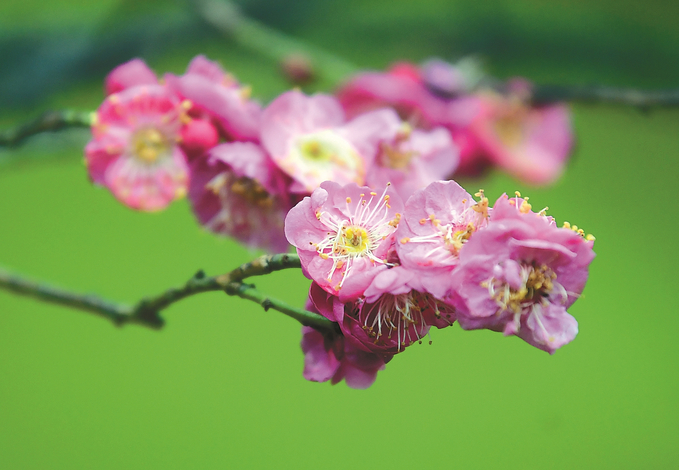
395;180;489;298
165;55;261;143
450;193;595;353
261;90;398;194
189;142;291;252
470;80;573;186
366;118;459;201
285;181;403;301
85;85;189;211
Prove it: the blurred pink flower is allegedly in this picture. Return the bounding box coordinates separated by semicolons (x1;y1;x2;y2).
470;81;573;186
450;193;595;353
261;90;393;193
365;113;460;201
189;142;291;252
85;85;189;211
104;58;159;96
165;55;261;143
285;181;403;301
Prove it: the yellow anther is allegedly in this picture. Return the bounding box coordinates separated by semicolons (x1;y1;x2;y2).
370;192;377;196
586;234;596;241
562;221;571;229
346;197;352;204
515;191;522;197
400;237;410;244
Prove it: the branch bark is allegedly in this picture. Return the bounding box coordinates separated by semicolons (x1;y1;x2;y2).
0;254;336;332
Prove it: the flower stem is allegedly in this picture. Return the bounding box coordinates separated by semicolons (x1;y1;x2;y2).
0;110;93;147
0;254;335;332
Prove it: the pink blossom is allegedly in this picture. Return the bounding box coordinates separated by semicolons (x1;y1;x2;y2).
189;142;291;252
300;327;388;389
85;85;189;211
261;90;395;193
284;181;403;301
366;121;459;201
343;267;456;354
337;62;446;127
104;58;159;96
395;181;490;298
469;82;573;186
336;62;488;177
450;193;595;353
164;55;261;142
301;288;388;389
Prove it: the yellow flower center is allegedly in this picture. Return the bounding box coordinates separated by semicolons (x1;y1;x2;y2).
342;226;370;254
230;177;274;208
132;128;169;164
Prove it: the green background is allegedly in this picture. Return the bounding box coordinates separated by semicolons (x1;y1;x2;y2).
1;0;678;468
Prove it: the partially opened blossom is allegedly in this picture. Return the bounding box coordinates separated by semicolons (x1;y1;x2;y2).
165;55;261;143
450;193;595;353
85;85;189;211
339;267;456;354
301;289;388;389
395;181;490;298
469;81;573;186
189;142;291;252
285;181;403;300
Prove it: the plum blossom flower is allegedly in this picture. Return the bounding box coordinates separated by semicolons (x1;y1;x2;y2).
285;181;403;301
470;80;573;186
85;85;189;211
301;289;388;389
189;142;291;252
450;193;595;353
336;62;488;177
340;267;456;354
261;90;396;193
395;180;490;298
365;118;460;201
104;58;159;96
165;55;261;143
301;327;389;389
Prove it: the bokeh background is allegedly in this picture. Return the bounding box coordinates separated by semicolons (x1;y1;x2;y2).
1;0;678;468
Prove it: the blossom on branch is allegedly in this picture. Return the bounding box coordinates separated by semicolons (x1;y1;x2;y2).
165;55;261;144
85;84;190;211
189;142;292;252
285;181;403;301
450;192;595;353
395;180;489;298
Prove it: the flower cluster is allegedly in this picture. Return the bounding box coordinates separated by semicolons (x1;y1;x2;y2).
286;181;595;388
86;56;591;390
87;56;460;251
337;59;574;185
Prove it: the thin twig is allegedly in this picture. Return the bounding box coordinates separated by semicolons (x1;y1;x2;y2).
0;254;336;332
531;84;679;108
0;110;93;147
